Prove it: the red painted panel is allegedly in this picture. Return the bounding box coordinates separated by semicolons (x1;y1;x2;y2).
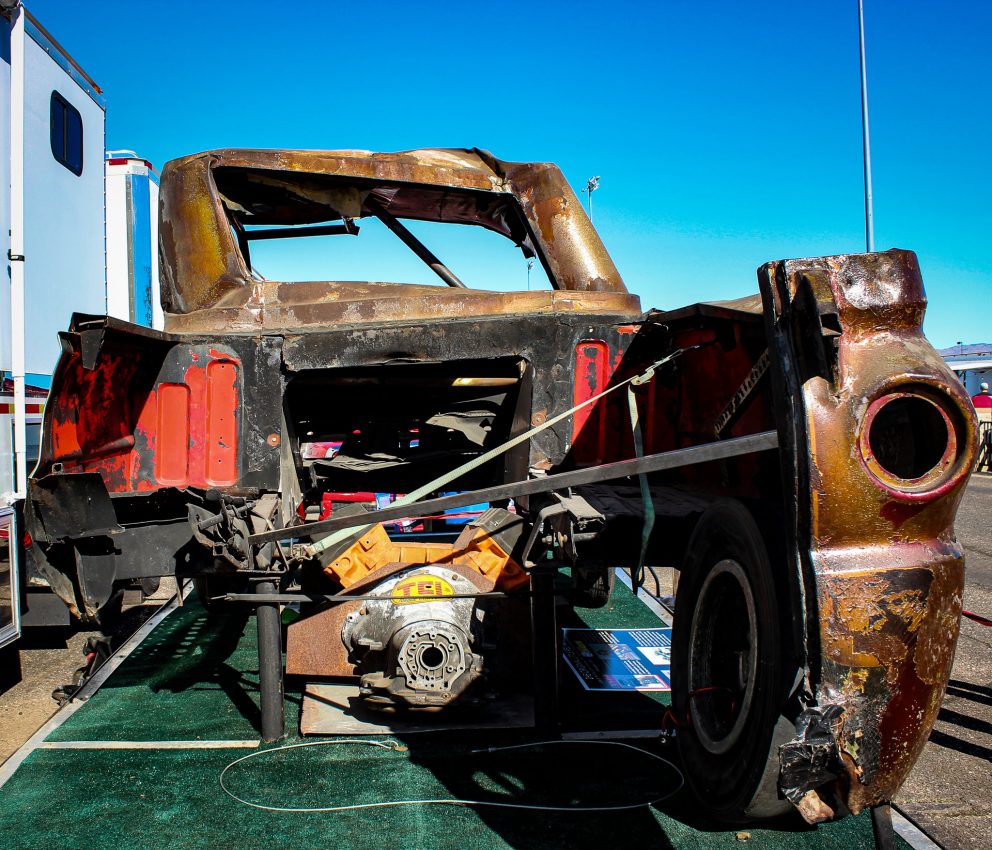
205;360;238;486
155;383;190;486
572;340;610;466
46;348;138;491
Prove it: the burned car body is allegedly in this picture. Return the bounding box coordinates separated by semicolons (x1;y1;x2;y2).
21;148;977;824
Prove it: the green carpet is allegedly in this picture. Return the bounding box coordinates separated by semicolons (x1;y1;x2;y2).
0;745;901;850
0;578;911;849
46;601;284;743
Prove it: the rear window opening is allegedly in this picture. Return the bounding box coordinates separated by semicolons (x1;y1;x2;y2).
242;216;552;291
286;359;530;516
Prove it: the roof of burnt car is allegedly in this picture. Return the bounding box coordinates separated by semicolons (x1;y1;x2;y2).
167;147;519;192
158;147;636;330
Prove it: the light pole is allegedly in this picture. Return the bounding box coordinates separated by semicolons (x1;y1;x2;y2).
582;176;601;222
858;0;875;252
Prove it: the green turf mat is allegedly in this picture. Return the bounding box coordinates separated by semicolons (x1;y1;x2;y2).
51;575;667;742
0;745;906;850
48;600;296;742
571;573;666;631
3;578;913;849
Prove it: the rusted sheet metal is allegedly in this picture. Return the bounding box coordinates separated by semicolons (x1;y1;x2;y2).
159;148;634;332
765;250;977;816
47;335;244;492
164;285;642;335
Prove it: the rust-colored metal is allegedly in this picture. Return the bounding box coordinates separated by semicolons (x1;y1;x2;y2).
158;148;639;333
764;250;977;817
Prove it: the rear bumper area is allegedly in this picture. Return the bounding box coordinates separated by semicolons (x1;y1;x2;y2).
807;543;964;815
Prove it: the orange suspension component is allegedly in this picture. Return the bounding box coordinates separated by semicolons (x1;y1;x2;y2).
321;508;528;591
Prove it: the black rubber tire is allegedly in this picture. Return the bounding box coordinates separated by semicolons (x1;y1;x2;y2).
672;499;793;822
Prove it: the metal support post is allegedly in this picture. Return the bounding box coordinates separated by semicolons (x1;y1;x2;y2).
870;803;897;850
530;566;560;733
255;579;284;741
858;0;875;252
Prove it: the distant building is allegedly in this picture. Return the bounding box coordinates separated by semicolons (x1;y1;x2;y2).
939;343;992;396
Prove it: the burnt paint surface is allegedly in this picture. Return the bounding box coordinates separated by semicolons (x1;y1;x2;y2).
37;321;283;493
158;148;638;332
764;250;976;814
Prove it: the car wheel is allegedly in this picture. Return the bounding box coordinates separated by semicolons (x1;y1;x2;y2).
672;499;794;822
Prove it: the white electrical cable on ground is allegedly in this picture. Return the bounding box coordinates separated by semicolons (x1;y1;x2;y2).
219;738;684;814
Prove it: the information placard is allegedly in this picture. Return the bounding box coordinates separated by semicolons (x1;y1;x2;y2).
562;627;671;691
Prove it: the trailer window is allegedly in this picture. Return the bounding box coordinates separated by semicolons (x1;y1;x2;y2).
50;92;83;176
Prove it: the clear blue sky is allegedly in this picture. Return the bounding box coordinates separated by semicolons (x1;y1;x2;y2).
30;0;991;348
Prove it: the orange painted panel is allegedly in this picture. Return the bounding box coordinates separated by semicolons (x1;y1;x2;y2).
205;360;238;486
156;383;190;486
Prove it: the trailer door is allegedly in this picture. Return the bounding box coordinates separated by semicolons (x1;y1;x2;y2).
0;507;20;648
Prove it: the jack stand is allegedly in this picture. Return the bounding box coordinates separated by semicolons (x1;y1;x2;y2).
256;578;285;742
871;803;897;850
530;565;560;735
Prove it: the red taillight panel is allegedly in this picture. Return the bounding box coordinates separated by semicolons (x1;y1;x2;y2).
572;340;610;465
205;360;239;486
155;383;190;487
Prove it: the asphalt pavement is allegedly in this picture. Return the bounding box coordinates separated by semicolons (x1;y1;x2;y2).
0;580;176;765
896;472;992;850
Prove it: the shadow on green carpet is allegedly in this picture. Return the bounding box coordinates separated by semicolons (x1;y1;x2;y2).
9;580;911;849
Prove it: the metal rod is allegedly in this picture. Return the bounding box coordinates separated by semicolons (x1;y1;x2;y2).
366;197;466;288
244;223;358;241
220;591;519;604
254;579;284;742
530;567;560;732
870;804;898;850
859;0;875;252
247;430;780;546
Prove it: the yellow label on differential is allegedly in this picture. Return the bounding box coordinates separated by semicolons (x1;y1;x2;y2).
390;576;455;605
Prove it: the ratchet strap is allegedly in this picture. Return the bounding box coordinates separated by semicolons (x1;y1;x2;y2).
302;349;685;560
628;364;658;594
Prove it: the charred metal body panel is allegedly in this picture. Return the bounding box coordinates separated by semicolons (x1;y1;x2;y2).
20;148;975;824
761;251;976;818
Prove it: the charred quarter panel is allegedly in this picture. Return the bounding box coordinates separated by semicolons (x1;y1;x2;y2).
40;326;249;491
760;250;977;818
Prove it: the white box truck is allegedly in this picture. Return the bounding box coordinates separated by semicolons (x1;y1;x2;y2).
1;2;159;645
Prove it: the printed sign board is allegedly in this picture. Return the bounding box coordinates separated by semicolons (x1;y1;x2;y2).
562;627;671;691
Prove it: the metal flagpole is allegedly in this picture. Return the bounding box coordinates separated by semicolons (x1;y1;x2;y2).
582;176;600;223
859;0;875;252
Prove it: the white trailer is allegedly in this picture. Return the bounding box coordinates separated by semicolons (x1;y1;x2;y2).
1;2;158;646
106;152;163;330
2;2;106;502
